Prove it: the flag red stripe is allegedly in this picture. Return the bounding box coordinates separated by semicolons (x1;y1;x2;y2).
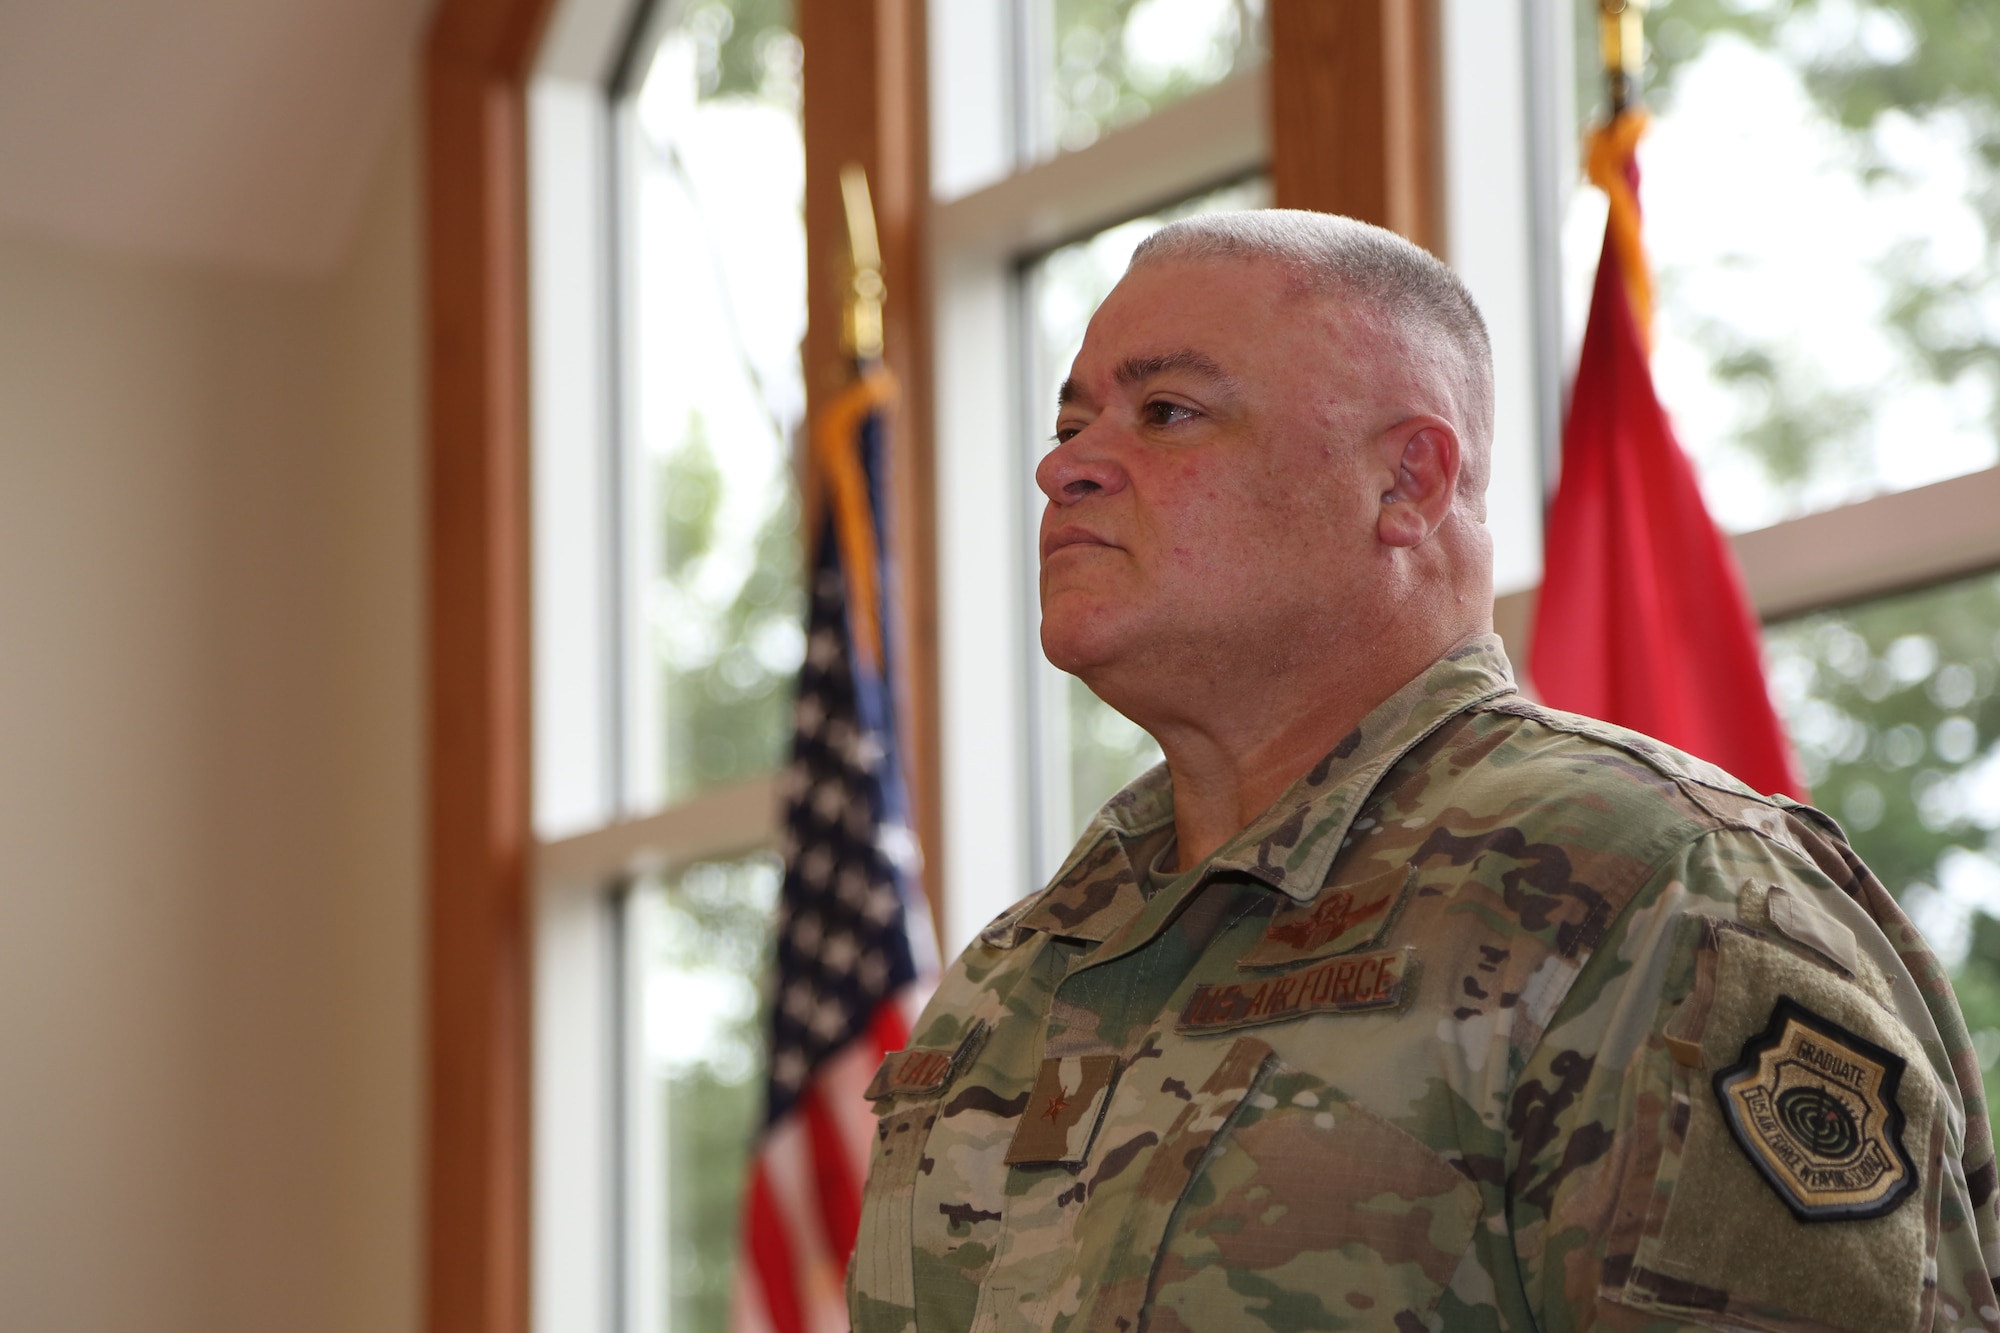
745;1163;807;1333
867;998;911;1057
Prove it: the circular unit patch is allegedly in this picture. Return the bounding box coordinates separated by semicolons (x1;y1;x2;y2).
1712;996;1916;1222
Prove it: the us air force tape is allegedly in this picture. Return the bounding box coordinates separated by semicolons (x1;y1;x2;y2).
1177;946;1412;1033
1713;996;1916;1222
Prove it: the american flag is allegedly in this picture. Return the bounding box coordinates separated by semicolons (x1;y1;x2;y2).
732;372;934;1333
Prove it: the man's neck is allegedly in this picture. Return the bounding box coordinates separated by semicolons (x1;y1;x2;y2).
1144;629;1484;871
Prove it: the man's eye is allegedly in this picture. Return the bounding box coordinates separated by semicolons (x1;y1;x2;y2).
1143;401;1198;427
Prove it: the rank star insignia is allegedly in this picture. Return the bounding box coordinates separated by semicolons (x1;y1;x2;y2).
1004;1055;1119;1166
1714;997;1916;1222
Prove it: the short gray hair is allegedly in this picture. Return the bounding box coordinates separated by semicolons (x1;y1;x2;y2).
1129;209;1494;518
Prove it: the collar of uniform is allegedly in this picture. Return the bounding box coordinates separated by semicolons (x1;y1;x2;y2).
1201;634;1516;904
1012;765;1176;943
1012;635;1513;941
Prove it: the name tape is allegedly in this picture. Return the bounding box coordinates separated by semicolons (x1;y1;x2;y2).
866;1021;988;1101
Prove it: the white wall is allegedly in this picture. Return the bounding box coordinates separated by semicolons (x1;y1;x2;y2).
0;91;423;1333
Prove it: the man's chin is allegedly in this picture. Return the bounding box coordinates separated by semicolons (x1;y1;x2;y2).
1038;614;1126;679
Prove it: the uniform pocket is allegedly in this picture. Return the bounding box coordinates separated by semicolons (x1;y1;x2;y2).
1076;1041;1482;1332
849;1099;933;1333
1068;1036;1277;1333
1150;1066;1482;1332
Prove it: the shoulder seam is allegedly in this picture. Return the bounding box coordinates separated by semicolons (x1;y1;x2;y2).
1474;696;1780;836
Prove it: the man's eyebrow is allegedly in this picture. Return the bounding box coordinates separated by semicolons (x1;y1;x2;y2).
1115;350;1236;388
1056;349;1239;412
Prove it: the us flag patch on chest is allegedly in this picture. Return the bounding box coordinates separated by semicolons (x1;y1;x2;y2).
1713;997;1916;1222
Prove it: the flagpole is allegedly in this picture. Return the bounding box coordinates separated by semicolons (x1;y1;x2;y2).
1597;0;1648;118
838;164;886;368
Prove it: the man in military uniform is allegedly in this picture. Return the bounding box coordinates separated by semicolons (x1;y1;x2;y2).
851;210;2000;1331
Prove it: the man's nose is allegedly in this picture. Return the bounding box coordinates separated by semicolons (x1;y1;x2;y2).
1035;424;1129;506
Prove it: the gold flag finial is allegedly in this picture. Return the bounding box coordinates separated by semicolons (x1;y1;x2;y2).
839;164;886;362
1599;0;1649;117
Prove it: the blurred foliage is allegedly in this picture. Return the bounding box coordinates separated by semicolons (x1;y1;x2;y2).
1952;913;2000;1120
650;856;779;1333
1044;0;1264;151
647;413;796;1330
1685;314;1877;495
1767;572;2000;1110
1573;0;2000;495
664;1066;758;1330
657;411;803;797
653;0;804;804
657;857;781;1081
1770;573;2000;891
681;0;801;108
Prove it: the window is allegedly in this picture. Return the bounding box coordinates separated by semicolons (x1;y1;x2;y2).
626;2;807;806
623;855;783;1331
1032;0;1267;155
529;1;803;1328
932;0;1267;200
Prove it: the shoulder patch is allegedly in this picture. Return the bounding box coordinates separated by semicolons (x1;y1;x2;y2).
1713;997;1916;1222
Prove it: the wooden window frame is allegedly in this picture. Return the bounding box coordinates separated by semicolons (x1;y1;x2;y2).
424;4;554;1331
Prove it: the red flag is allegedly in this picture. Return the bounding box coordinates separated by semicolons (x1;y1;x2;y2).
731;372;936;1333
1529;113;1809;801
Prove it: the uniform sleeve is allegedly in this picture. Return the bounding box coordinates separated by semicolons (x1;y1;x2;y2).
1509;824;2000;1333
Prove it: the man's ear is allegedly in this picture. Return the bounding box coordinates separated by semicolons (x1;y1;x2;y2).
1376;417;1461;549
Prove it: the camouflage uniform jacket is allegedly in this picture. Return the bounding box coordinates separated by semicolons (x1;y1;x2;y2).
852;637;2000;1332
